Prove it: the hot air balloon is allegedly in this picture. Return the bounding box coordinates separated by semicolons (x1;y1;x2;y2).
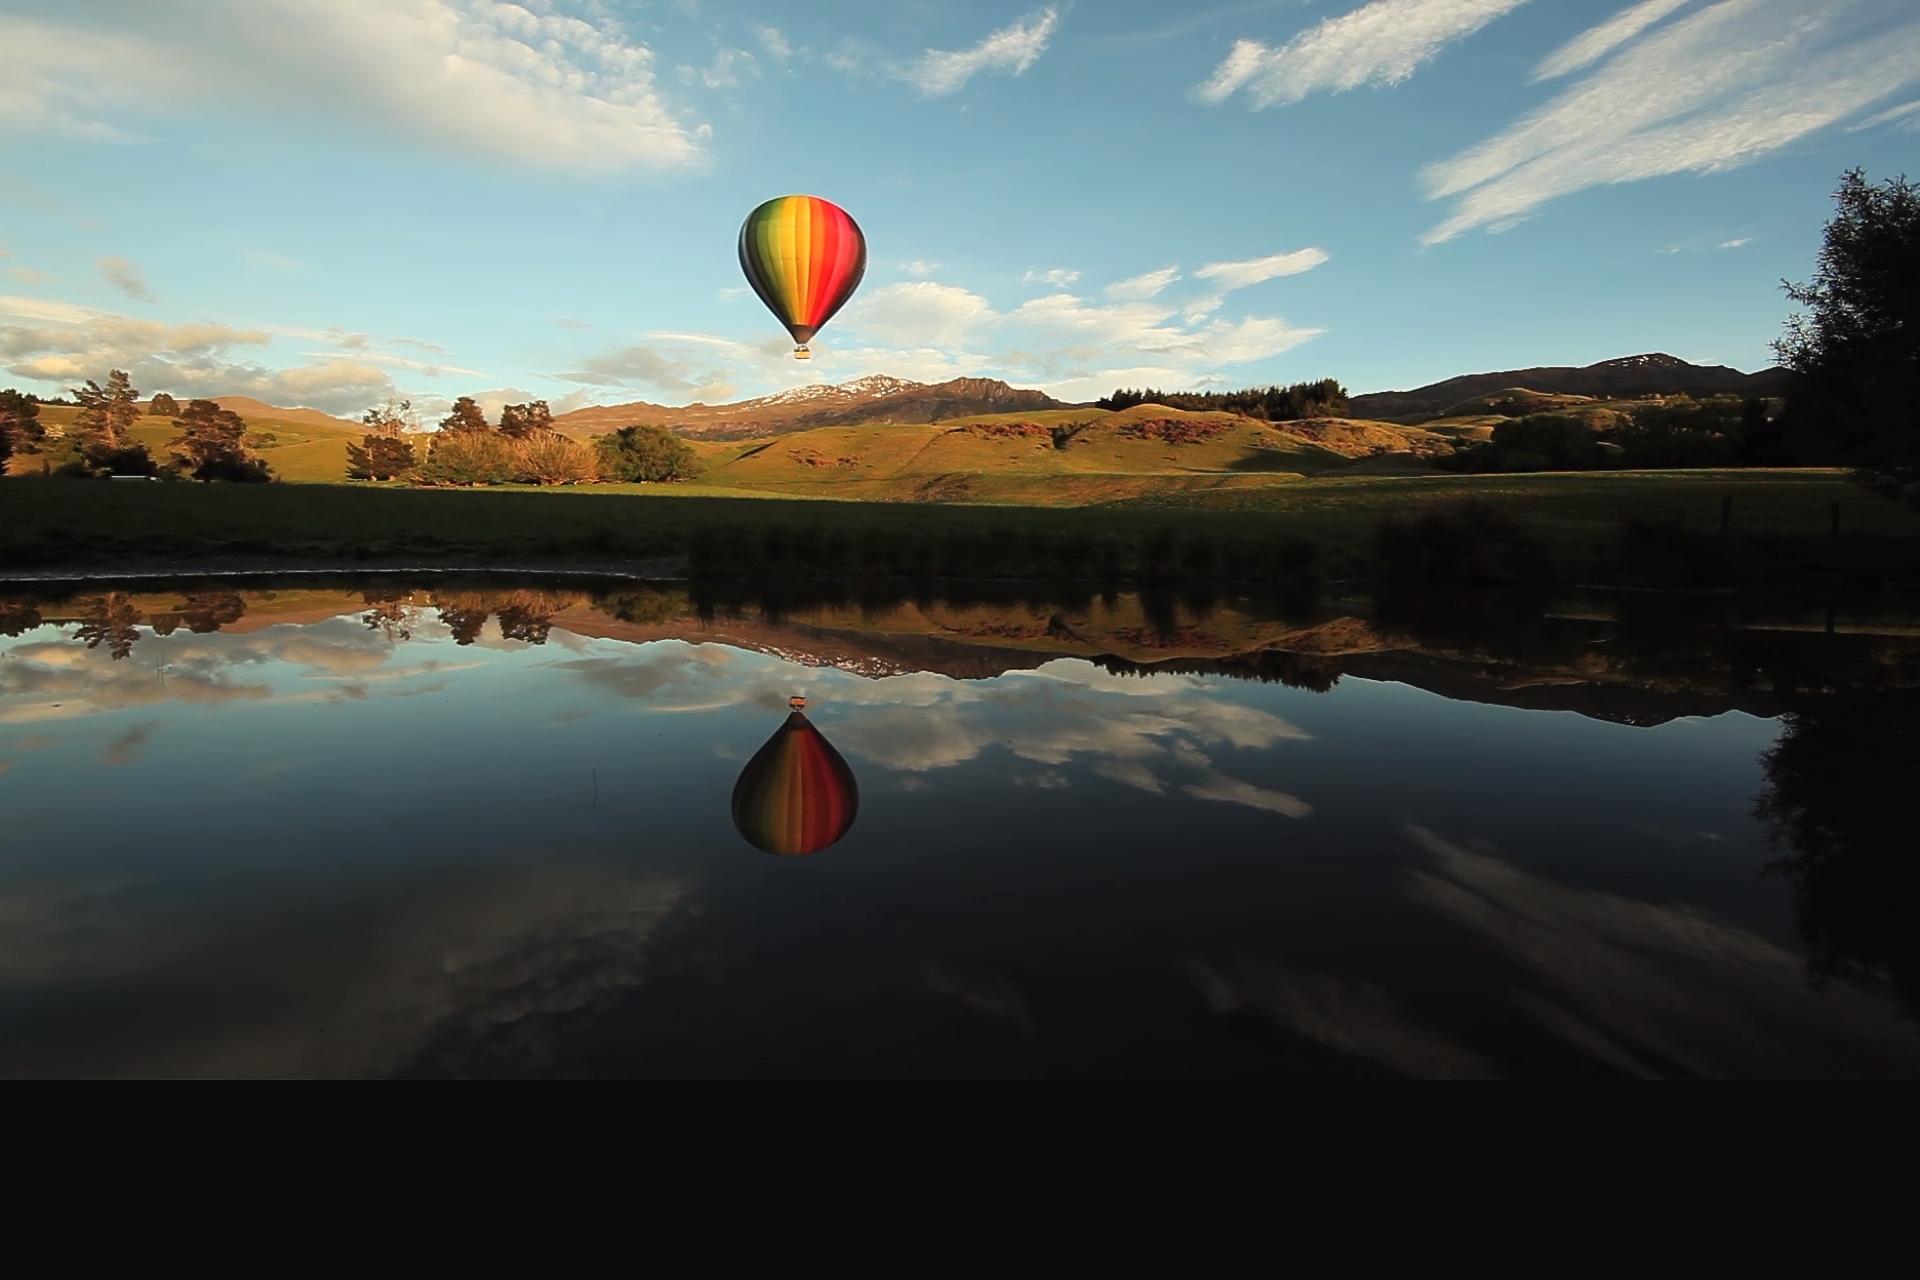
731;696;860;856
738;196;867;360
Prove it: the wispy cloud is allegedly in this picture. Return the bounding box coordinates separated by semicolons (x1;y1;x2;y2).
1105;267;1181;301
1023;268;1080;286
0;0;702;172
755;26;792;61
898;7;1061;98
1195;0;1530;108
97;256;152;302
1422;0;1920;244
1194;248;1329;292
1532;0;1691;81
1849;98;1920;132
1719;237;1753;249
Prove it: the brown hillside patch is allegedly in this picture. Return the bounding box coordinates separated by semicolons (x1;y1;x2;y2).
956;421;1053;440
787;448;859;468
1278;418;1452;459
1120;417;1233;445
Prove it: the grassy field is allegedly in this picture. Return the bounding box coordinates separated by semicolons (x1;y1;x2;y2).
5;464;1916;587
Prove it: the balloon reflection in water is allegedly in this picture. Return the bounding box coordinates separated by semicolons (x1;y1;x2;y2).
731;697;860;856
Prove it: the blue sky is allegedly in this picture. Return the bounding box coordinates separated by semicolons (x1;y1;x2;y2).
2;0;1917;418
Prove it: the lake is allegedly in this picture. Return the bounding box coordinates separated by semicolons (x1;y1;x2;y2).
1;577;1914;1077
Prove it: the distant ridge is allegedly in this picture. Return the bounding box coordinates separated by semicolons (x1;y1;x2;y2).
209;397;360;430
1348;354;1786;422
553;376;1067;440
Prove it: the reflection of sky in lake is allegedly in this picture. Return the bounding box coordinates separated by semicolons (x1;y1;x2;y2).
1;603;1914;1078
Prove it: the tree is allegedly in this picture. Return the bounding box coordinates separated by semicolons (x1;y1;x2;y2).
148;392;180;416
594;424;701;482
345;434;418;480
1775;169;1920;500
416;430;515;485
362;398;416;435
0;390;43;464
71;369;141;450
438;396;490;434
498;400;553;439
170;399;271;482
513;432;598;484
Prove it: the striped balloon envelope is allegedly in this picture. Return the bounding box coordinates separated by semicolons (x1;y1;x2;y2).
731;697;860;856
737;195;867;359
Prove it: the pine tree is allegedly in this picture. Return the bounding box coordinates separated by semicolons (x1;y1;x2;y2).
498;400;554;439
170;399;270;481
438;396;490;434
71;369;140;450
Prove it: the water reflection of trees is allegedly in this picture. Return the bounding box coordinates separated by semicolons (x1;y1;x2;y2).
148;592;246;636
72;593;143;660
432;589;583;646
1757;690;1920;1015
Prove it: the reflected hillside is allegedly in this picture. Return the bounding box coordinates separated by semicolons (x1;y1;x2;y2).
2;577;1917;725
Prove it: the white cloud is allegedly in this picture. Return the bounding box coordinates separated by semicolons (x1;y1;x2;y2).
1105;267;1182;301
1849;98;1920;132
756;26;793;61
898;6;1061;98
841;281;999;350
0;0;701;173
97;256;153;303
1195;0;1531;108
1193;248;1330;292
1532;0;1691;81
1718;237;1753;249
0;296;399;413
1023;268;1080;287
1421;0;1920;244
901;261;942;278
687;48;759;90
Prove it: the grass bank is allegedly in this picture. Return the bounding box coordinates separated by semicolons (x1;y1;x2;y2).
3;469;1915;588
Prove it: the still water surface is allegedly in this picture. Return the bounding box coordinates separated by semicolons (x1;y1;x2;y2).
1;580;1914;1077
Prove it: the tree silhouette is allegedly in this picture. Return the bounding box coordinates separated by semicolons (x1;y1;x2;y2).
176;592;246;633
438;397;490;434
1757;689;1920;1015
170;399;270;481
498;400;553;439
147;392;179;416
1776;169;1920;499
346;434;417;480
71;370;140;450
0;389;45;463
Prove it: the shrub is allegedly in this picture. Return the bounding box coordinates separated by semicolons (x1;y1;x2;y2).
514;433;599;484
595;424;701;482
416;431;515;485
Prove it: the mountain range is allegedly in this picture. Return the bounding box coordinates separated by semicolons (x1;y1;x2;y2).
548;353;1782;438
1344;353;1786;422
552;375;1065;440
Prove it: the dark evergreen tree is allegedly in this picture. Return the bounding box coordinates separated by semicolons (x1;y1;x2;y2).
170;399;271;481
438;396;491;434
1776;169;1920;499
345;434;418;480
147;392;179;416
71;369;140;450
498;400;554;439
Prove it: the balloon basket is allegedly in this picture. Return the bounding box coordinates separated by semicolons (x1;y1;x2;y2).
793;345;811;360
